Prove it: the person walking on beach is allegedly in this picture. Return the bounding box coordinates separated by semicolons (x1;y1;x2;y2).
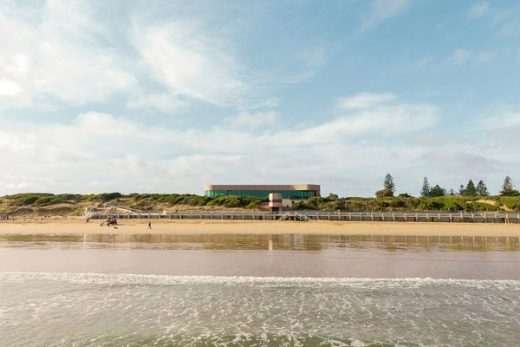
148;221;152;230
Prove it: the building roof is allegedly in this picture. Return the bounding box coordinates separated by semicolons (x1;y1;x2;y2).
204;184;320;191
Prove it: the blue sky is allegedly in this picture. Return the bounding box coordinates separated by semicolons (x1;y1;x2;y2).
0;0;519;196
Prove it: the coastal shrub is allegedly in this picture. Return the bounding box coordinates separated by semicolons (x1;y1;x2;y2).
211;196;241;208
301;197;323;210
31;196;53;205
5;193;52;206
326;193;339;200
161;194;209;206
99;192;122;202
500;197;520;211
186;195;210;206
207;196;260;209
84;194;101;202
328;200;344;210
470;202;499;212
48;196;67;205
22;196;40;205
416;198;443;210
157;194;173;203
388;198;406;209
2;192;519;213
375;189;393;198
443;198;465;211
245;200;260;209
28;194;86;206
165;194;184;205
342;198;377;211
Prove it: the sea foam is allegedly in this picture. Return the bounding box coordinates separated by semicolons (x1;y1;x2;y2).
2;271;520;290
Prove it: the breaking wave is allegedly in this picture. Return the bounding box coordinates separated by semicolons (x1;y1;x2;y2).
2;272;520;346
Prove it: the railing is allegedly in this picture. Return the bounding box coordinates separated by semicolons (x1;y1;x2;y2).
86;211;520;224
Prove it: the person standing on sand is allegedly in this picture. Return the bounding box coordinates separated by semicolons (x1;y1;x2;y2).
148;221;152;230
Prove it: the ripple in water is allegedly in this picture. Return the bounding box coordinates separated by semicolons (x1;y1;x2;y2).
1;273;519;346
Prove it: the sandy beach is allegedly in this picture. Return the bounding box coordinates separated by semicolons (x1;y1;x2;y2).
0;219;518;237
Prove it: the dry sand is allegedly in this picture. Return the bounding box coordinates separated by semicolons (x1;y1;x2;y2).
0;219;519;237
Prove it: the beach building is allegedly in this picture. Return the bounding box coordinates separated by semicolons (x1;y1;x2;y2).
268;193;283;212
204;184;321;200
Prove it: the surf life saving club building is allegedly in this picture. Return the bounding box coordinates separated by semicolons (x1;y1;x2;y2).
204;184;321;212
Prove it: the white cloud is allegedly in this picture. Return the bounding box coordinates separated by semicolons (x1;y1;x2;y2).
338;93;396;110
418;150;501;182
412;49;495;70
0;79;22;96
1;54;29;75
450;49;472;64
0;93;438;196
473;4;520;37
448;49;495;64
133;21;247;106
267;93;437;147
227;110;278;128
362;0;410;30
0;1;136;108
127;93;190;115
1;95;518;196
409;56;435;70
474;51;496;63
478;104;520;145
468;2;490;19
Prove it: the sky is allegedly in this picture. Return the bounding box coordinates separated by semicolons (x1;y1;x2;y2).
0;0;519;197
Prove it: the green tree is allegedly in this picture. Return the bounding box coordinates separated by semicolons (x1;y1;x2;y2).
421;177;430;197
327;193;339;200
459;185;465;195
464;179;477;196
429;185;446;197
375;189;393;198
476;180;489;196
383;173;395;196
500;176;520;196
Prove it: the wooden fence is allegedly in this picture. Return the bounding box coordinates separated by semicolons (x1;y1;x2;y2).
87;211;520;224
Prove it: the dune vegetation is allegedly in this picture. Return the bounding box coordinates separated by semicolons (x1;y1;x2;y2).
1;192;519;217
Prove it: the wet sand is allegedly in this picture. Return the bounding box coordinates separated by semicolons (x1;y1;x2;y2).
2;245;520;279
0;219;519;236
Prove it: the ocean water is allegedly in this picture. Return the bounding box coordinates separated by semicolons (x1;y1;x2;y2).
1;234;520;346
1;273;520;346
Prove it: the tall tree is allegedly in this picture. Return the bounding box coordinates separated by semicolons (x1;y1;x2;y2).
429;185;446;197
476;180;488;196
459;185;465;196
500;176;520;196
464;179;477;196
421;177;430;197
383;173;395;197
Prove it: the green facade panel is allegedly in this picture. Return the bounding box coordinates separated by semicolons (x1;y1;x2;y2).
206;190;316;199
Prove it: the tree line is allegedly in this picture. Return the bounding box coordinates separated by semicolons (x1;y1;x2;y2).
376;174;519;198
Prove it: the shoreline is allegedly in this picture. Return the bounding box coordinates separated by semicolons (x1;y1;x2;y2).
0;220;519;237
